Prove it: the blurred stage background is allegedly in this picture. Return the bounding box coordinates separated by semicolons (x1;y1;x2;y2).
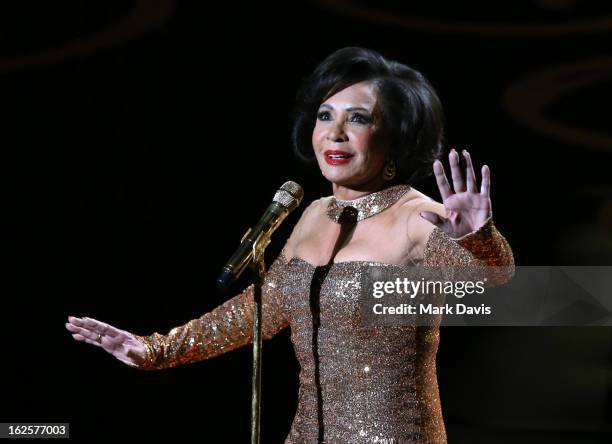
3;1;611;442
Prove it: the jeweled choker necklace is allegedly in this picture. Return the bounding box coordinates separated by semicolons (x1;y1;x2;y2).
326;184;411;223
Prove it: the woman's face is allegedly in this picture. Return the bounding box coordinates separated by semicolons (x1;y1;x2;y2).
312;81;389;189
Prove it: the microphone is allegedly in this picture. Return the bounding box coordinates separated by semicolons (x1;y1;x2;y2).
216;181;304;290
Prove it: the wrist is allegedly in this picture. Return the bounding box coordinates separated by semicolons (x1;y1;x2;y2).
450;215;493;241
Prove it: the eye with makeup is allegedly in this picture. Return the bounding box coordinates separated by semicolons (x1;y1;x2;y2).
316;110;332;121
316;110;373;125
349;112;372;124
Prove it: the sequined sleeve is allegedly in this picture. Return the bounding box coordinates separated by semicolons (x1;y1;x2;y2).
422;217;515;285
133;254;289;370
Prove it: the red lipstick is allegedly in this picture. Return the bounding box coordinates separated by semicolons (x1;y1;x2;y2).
324;150;354;165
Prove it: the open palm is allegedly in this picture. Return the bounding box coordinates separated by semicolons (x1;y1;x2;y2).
421;149;492;239
65;316;147;367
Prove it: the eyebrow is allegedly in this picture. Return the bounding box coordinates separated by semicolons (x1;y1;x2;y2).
319;103;372;113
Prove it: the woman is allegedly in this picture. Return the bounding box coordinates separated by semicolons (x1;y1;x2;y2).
66;47;513;443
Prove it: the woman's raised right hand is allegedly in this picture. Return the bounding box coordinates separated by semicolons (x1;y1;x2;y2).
65;316;148;368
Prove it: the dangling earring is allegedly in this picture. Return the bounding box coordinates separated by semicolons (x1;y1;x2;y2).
382;159;396;181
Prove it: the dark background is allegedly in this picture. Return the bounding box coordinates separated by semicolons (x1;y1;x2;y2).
3;1;612;442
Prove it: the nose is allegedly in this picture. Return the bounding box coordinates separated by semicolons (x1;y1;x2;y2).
326;122;348;143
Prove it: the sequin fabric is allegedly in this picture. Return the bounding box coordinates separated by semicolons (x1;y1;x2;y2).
326;185;411;223
282;256;430;444
135;215;514;443
135;257;288;370
424;218;515;286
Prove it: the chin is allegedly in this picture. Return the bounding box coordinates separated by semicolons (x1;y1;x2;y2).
317;160;374;188
320;168;353;185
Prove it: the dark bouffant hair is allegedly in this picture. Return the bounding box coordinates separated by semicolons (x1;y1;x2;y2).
291;47;445;183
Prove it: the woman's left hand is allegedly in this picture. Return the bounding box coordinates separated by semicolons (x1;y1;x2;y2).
420;149;492;239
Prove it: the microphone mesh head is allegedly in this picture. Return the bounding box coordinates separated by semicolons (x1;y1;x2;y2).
273;181;303;211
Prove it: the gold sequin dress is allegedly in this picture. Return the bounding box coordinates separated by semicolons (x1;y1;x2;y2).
135;187;514;444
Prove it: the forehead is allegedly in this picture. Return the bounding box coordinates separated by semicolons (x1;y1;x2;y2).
321;81;377;109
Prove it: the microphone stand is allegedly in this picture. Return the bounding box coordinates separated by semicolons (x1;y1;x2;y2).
249;232;270;444
216;182;302;443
